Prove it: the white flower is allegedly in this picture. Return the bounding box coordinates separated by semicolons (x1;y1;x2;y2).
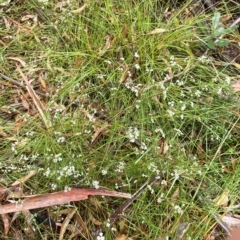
174;128;183;136
161;180;167;185
44;167;51;177
104;60;112;65
101;169;108;175
168;101;175;107
140;142;147;151
147;185;154;194
134;63;140;69
57;136;66;143
225;76;231;84
198;55;210;64
195;90;201;97
134;52;140;58
64;186;71;192
180;104;186;111
38;0;48;4
115;161;125;173
176;80;184;86
217;88;222;95
155;128;165;138
51;183;57;190
174;205;183;214
96;232;105;240
126;127;140;142
92;180;100;189
167;109;175;117
157;193;165;203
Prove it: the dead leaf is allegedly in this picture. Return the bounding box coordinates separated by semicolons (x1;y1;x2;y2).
75;57;84;67
16;65;51;128
20;95;30;110
21;15;35;22
115;234;127;240
149;28;168;35
99;35;115;56
3;16;11;29
91;124;109;144
38;73;47;90
7;57;27;67
220;14;232;23
214;189;229;207
11;170;37;187
89;212;102;226
233;63;240;69
0;127;8;137
71;4;87;13
1;214;10;235
59;208;77;240
13;116;24;134
0;188;131;214
171;187;180;203
55;1;69;8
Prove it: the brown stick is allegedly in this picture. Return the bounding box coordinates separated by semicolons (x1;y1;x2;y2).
109;174;160;226
0;188;131;214
0;72;49;98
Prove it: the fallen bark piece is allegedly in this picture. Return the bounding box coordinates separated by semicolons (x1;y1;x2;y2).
0;188;131;214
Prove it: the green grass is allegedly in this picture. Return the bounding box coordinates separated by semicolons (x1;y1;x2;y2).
1;0;240;239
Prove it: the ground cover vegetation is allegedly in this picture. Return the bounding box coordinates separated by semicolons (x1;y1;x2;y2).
0;0;240;239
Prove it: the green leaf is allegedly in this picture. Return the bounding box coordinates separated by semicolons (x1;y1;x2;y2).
212;12;221;29
216;39;229;47
214;27;227;37
206;40;216;50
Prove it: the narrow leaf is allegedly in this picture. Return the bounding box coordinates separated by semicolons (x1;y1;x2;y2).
212;12;221;29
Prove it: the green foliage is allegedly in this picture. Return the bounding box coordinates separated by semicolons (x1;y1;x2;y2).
0;0;240;239
205;11;237;50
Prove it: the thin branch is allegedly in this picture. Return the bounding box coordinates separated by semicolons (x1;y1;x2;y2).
109;174;161;226
0;72;49;98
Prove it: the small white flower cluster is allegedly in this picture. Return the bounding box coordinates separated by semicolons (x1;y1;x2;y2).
134;52;140;58
53;108;64;118
56;165;80;180
169;56;182;71
174;128;183;136
25;131;35;136
124;79;142;97
96;232;105;240
147;185;154;194
92;180;100;189
64;186;72;192
147;162;160;174
52;153;63;163
54;132;66;143
101;169;108;175
51;183;57;190
135;99;141;109
126;127;140;143
38;0;48;4
157;193;165;203
198;55;211;64
11;142;18;155
167;109;175;117
115;161;125;173
171;169;183;180
173;204;184;215
194;90;201;98
155;128;165;138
